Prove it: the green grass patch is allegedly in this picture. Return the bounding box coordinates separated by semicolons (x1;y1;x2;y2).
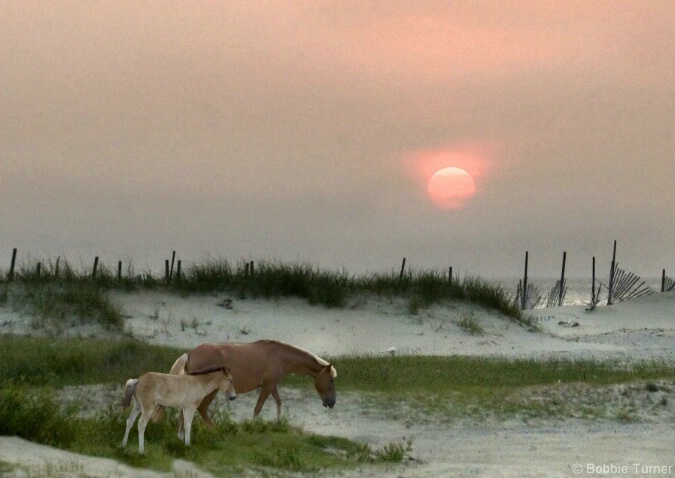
0;336;180;387
0;384;407;474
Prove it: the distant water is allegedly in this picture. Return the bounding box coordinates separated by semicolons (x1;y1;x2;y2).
487;277;666;307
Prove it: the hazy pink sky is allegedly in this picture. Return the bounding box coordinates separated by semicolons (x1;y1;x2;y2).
1;1;673;278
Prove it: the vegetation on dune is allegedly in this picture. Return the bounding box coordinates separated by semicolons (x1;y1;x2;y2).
1;257;523;326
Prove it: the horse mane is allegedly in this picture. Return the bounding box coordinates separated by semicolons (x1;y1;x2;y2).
187;365;227;376
263;340;337;378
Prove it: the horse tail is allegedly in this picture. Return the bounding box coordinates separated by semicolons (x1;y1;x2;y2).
121;378;138;409
170;353;189;375
150;405;164;422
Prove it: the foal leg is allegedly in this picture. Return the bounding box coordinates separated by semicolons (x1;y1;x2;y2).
137;410;150;454
122;401;141;447
271;386;282;420
183;407;196;446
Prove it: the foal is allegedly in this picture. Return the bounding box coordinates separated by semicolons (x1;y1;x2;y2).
121;359;236;454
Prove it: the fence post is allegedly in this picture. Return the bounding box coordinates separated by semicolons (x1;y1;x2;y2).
8;248;17;281
36;262;42;278
398;258;406;283
558;251;567;306
169;251;176;282
92;256;99;279
165;260;170;283
448;266;453;288
607;240;617;305
662;269;666;293
117;261;122;282
176;260;182;282
521;251;529;310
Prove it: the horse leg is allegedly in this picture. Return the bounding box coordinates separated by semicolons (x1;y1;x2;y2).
196;389;218;427
183;407;196;446
138;410;150;454
122;401;141;447
177;410;185;441
271;386;282;420
253;386;273;418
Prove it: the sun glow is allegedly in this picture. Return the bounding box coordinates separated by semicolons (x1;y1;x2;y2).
427;167;475;209
404;146;490;210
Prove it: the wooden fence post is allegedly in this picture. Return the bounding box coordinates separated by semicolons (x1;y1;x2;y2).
662;269;666;293
169;251;176;282
36;262;42;278
558;251;567;306
176;260;182;282
92;256;99;279
448;266;453;288
117;261;122;282
8;248;17;281
165;260;170;283
521;251;529;310
607;240;617;305
398;258;406;283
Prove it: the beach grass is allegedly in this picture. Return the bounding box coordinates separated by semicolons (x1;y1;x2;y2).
2;257;524;323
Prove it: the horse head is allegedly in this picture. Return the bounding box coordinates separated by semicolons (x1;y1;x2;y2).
219;367;237;401
314;363;337;408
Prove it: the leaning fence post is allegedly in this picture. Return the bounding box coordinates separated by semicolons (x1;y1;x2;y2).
398;258;406;283
558;251;567;306
8;248;17;281
92;256;99;279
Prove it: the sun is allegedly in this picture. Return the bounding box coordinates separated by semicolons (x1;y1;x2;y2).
427;167;476;209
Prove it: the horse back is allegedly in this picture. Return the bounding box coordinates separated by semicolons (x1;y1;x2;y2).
186;342;280;393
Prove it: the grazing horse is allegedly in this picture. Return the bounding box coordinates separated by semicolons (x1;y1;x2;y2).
121;361;236;454
156;340;336;434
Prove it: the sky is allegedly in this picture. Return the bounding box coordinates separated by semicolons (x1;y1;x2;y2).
1;1;674;280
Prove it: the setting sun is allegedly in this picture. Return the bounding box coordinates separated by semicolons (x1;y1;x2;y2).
427;167;476;209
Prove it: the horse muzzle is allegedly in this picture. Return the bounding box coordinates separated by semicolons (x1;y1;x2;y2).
228;395;237;401
323;398;335;409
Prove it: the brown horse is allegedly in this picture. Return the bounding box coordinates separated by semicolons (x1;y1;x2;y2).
157;340;336;431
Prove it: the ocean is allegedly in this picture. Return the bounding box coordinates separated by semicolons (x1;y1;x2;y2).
487;276;667;307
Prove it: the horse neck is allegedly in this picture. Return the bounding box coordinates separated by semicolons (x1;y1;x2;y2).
189;373;222;394
273;343;324;376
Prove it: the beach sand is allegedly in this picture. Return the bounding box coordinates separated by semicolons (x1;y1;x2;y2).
1;290;673;477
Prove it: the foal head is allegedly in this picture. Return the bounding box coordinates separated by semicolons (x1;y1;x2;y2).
218;368;237;401
313;363;337;409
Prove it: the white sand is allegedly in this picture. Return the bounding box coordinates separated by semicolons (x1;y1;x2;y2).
1;290;674;477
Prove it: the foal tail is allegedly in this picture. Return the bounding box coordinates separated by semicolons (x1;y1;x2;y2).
121;378;138;409
151;353;190;422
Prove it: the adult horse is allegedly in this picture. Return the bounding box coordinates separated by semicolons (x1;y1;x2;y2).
156;340;336;430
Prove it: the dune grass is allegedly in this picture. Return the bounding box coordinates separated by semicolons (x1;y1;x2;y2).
2;257;523;322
